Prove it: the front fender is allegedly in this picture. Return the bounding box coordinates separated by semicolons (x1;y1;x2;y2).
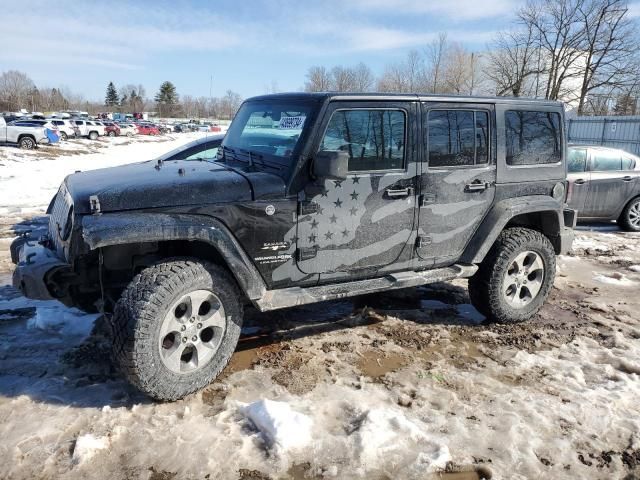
81;213;266;300
460;195;566;264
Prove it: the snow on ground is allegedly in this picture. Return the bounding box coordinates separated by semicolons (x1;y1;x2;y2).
0;132;209;217
0;138;639;479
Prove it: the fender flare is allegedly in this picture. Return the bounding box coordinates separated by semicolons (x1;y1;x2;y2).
81;212;266;300
460;195;565;264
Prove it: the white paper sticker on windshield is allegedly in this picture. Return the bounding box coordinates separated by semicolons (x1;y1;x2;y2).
278;116;306;129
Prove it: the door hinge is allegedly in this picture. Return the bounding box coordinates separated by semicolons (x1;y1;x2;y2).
419;194;436;206
296;246;318;261
298;201;319;215
416;236;432;249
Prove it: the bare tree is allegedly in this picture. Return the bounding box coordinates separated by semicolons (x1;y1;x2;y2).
519;0;588;101
486;25;543;97
425;33;449;93
377;50;426;92
330;66;357;92
352;62;375;92
575;0;638;114
0;70;35;110
304;66;332;92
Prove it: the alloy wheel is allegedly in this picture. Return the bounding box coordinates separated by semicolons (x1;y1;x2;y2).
503;250;545;308
158;289;226;374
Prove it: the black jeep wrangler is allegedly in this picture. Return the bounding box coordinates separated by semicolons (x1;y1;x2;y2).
12;93;575;400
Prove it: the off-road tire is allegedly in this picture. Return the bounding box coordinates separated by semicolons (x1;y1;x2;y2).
18;136;36;149
618;196;640;232
111;259;243;401
60;132;68;141
468;227;556;323
88;131;98;140
108;131;116;137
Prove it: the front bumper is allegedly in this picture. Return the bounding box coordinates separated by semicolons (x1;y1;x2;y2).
11;238;68;300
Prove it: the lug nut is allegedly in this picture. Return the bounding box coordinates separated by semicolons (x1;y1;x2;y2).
180;325;186;331
182;337;187;343
190;317;195;323
197;323;202;329
191;336;197;342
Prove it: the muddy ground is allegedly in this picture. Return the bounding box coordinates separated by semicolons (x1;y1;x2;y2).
0;211;639;478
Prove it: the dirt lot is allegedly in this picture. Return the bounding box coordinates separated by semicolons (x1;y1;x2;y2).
0;139;639;480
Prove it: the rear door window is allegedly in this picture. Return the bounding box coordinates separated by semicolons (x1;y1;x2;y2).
505;111;561;166
426;110;489;167
590;150;622;171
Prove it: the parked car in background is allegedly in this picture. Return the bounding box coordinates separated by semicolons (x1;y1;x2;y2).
156;134;223;162
567;145;640;231
89;121;107;136
117;123;137;137
0;116;51;149
48;119;80;140
157;124;172;134
9;119;61;144
173;124;185;133
102;121;121;137
137;124;160;135
73;120;102;140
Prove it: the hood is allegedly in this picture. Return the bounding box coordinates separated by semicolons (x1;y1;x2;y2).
65;159;257;214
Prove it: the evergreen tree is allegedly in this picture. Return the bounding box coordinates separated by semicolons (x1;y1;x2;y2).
105;81;118;107
154;81;179;117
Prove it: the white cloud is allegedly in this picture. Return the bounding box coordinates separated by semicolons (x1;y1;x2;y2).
348;0;517;20
0;1;241;70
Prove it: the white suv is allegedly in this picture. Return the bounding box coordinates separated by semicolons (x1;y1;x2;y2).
48;119;79;140
74;120;103;140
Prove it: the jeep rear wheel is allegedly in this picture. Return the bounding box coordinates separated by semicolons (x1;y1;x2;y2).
111;259;243;401
619;196;640;232
468;227;556;323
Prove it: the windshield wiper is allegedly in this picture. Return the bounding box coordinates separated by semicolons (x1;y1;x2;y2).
221;145;239;162
238;148;265;168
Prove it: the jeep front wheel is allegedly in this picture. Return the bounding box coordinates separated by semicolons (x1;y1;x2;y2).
468;227;556;323
111;259;243;401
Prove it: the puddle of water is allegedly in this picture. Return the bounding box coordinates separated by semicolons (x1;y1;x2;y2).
356;350;407;378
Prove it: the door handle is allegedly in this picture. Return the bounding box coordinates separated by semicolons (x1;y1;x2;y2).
385;187;413;198
465;181;489;192
574;179;586;185
622;176;633;182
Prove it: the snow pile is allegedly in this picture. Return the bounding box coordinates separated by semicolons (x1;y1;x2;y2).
72;433;109;464
629;265;640;273
593;272;636;286
354;408;451;473
241;399;313;451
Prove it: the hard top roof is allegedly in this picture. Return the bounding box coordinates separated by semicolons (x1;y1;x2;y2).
246;92;563;107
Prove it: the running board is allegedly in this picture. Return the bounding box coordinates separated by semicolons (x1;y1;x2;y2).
254;264;478;312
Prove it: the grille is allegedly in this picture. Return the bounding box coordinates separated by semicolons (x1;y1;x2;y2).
48;184;73;260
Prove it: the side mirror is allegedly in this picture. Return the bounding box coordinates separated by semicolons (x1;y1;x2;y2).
313;150;349;180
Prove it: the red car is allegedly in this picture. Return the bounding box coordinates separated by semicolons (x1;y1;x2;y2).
102;121;121;137
137;124;160;135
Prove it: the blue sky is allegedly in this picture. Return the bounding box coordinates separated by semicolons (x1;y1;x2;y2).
2;0;639;101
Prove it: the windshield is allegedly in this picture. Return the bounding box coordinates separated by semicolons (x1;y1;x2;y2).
222;100;317;167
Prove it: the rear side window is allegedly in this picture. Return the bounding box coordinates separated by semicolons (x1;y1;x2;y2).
320;109;406;172
591;150;621;171
568;148;586;172
427;110;489;167
505;111;561;166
